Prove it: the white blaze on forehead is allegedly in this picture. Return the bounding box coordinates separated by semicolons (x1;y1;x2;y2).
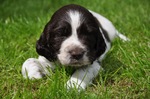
68;11;81;37
60;10;84;48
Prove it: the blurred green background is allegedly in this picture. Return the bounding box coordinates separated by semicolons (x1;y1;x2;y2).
0;0;149;98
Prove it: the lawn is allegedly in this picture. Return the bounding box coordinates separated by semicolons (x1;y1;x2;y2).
0;0;149;98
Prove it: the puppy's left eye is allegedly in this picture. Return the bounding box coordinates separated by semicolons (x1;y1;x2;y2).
57;28;70;37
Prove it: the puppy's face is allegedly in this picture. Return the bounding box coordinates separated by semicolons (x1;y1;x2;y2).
36;5;106;67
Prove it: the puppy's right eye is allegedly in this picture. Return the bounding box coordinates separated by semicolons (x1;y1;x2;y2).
57;27;71;37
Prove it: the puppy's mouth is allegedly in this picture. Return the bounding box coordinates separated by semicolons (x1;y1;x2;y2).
57;51;91;67
69;60;83;66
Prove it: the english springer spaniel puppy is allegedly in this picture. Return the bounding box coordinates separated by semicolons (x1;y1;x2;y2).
22;4;129;91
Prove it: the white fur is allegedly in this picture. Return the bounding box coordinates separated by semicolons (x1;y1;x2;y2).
66;61;101;91
22;56;55;79
57;11;89;66
116;31;130;41
68;11;81;33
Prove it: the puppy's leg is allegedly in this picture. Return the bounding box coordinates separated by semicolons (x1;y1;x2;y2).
22;56;55;79
66;61;101;91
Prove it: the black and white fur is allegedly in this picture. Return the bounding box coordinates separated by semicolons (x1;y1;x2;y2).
22;4;129;91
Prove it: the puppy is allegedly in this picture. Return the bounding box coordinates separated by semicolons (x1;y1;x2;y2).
22;4;129;91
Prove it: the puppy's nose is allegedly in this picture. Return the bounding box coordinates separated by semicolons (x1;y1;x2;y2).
69;48;85;60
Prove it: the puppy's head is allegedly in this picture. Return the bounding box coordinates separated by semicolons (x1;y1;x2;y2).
36;4;106;67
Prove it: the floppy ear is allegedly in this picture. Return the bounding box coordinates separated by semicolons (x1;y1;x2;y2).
36;23;57;61
91;16;107;59
95;30;106;58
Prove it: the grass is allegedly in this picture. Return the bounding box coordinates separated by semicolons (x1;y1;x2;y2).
0;0;149;98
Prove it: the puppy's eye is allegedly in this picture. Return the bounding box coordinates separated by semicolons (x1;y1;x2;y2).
78;24;98;36
57;28;70;37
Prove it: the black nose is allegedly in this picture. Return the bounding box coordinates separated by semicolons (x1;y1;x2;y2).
69;48;85;60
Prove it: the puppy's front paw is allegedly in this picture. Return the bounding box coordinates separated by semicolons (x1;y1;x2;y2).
22;58;45;79
66;77;86;91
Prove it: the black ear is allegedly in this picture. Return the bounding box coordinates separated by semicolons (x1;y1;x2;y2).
95;33;106;58
36;24;57;61
94;18;107;59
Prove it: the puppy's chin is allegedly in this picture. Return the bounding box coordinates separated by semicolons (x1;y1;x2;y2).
57;53;91;67
69;61;91;67
63;62;91;67
58;59;91;67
